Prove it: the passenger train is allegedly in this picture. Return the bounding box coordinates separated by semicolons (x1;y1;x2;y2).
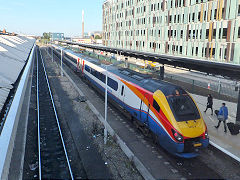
62;49;209;158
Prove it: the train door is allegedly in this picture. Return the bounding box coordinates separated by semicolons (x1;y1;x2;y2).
119;83;125;104
140;93;150;127
76;58;80;71
81;59;85;75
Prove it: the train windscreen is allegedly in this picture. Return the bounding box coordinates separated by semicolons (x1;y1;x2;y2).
167;95;200;122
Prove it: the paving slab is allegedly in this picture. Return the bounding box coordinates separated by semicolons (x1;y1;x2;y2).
191;93;240;162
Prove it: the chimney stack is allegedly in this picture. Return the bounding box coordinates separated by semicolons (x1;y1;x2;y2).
82;10;84;38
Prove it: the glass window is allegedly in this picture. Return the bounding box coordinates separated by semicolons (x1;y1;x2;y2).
91;69;96;76
222;28;227;38
167;95;200;122
206;29;209;39
85;65;90;72
238;27;240;38
107;77;118;91
121;85;124;96
153;99;160;112
99;73;106;83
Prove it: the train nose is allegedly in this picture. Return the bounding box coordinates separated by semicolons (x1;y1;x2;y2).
185;120;197;128
177;119;205;138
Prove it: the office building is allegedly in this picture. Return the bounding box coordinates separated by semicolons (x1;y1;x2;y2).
103;0;240;64
50;32;64;41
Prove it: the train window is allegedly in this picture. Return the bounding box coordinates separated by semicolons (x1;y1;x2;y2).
121;85;124;96
153;99;160;112
99;73;106;83
107;77;118;91
91;69;96;76
85;65;91;72
167;95;200;121
95;71;100;78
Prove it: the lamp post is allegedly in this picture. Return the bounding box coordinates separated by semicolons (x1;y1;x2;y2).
237;87;240;125
52;47;53;62
61;49;63;77
104;64;112;144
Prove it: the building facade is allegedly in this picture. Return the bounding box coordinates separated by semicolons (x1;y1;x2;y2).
50;32;64;41
103;0;240;64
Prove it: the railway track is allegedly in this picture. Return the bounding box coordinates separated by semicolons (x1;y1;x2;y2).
36;47;73;179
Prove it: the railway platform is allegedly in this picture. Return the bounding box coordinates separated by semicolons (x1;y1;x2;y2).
192;94;240;162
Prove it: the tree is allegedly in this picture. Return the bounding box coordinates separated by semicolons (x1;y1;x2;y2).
95;35;102;39
42;32;50;40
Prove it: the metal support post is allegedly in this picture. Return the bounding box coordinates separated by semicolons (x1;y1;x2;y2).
218;80;221;94
236;89;240;124
61;49;63;77
52;47;53;62
125;57;128;68
104;65;108;145
192;80;195;92
160;66;165;80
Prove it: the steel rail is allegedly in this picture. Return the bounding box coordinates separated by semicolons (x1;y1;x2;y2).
36;48;42;180
37;48;74;180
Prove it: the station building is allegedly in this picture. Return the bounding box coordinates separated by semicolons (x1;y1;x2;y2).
50;32;64;41
102;0;240;64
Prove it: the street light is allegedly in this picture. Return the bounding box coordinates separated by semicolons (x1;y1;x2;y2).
61;48;63;77
104;64;113;145
237;84;240;124
52;47;53;62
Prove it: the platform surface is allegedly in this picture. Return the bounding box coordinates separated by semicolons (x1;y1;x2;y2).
192;94;240;162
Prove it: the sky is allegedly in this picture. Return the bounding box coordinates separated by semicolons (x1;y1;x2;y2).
0;0;105;37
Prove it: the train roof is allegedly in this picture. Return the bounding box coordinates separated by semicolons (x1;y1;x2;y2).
64;48;187;96
110;68;187;96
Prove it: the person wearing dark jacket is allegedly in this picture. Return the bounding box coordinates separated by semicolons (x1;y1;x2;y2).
204;94;213;115
215;103;228;133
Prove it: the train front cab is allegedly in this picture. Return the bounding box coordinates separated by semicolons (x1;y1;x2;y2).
152;90;209;158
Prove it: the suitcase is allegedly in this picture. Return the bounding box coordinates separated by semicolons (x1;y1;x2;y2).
227;123;240;135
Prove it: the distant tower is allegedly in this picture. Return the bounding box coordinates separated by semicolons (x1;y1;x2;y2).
82;10;84;38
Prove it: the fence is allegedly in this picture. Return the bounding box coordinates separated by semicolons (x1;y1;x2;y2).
164;73;239;99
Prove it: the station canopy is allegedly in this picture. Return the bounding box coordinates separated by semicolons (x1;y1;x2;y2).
0;35;35;114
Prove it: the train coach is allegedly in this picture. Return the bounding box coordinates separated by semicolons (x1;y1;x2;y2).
69;52;209;158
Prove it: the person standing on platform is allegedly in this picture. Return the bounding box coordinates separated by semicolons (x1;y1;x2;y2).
204;94;213;115
215;103;228;133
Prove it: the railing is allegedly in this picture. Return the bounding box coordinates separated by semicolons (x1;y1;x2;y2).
164;73;239;99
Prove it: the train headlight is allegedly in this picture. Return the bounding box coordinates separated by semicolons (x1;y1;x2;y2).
204;130;209;139
171;129;183;142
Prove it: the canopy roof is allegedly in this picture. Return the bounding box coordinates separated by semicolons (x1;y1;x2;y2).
0;35;35;114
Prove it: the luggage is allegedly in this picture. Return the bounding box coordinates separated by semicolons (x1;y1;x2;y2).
227;123;240;135
217;115;225;121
